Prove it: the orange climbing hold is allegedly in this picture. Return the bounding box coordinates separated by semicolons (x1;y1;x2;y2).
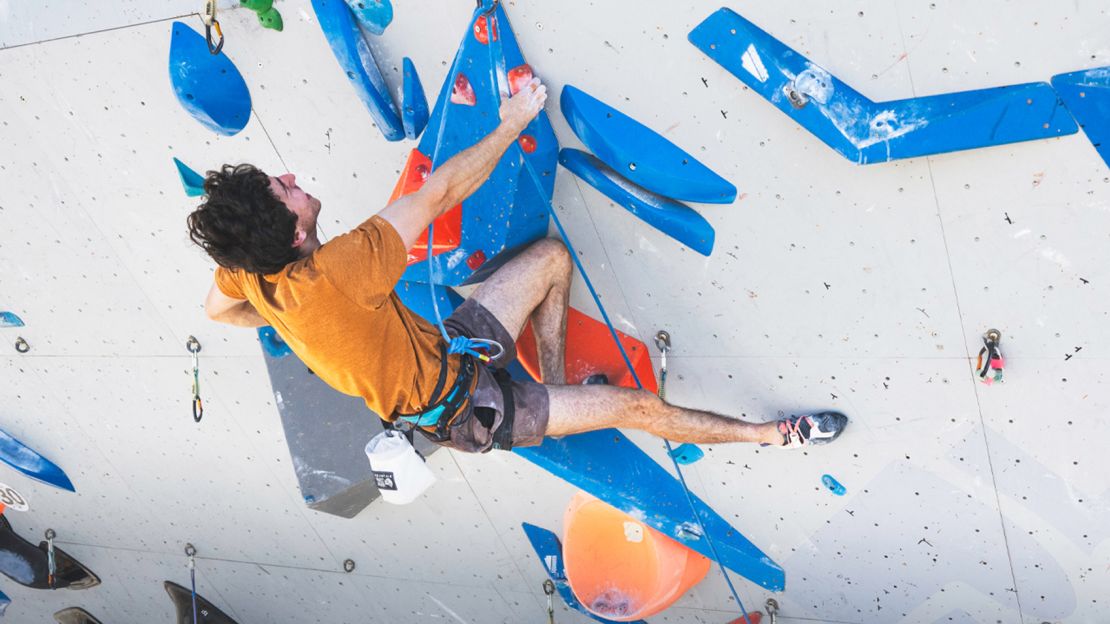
517;306;657;392
562;492;710;621
388;149;461;264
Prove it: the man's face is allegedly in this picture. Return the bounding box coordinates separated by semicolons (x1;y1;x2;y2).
269;173;321;241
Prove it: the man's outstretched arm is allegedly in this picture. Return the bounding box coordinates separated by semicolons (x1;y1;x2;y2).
379;78;548;250
205;282;268;327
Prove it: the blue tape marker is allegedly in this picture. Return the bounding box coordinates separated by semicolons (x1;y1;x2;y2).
822;474;846;496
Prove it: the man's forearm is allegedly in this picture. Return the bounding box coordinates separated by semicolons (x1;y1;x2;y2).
211;301;269;328
423;123;519;214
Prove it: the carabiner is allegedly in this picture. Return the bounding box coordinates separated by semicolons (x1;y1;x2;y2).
201;1;224;55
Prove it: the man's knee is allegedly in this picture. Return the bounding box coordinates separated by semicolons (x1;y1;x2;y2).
532;238;571;279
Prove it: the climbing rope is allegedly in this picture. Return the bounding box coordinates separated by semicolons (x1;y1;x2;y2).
45;528;56;589
478;9;754;621
185;543;199;624
187;336;204;422
201;1;224;55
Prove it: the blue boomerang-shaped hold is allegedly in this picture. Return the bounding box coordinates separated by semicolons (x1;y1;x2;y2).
1052;66;1110;169
521;523;647;624
172;157;206;197
312;0;404;141
0;426;75;492
515;429;785;592
560;85;736;204
402;57;430;140
344;0;393;36
560;149;715;256
168;22;252;136
0;312;24;328
400;1;556;287
688;8;1077;164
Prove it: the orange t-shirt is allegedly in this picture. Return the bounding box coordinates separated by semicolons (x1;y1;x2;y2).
214;215;460;418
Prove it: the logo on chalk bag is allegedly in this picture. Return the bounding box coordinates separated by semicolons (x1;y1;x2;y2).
372;471;398;491
0;483;29;512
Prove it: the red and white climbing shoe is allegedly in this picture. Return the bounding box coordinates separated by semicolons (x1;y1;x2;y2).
774;411;848;449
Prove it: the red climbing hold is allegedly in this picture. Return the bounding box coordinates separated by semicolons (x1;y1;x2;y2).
466;250;487;270
473;15;498;44
519;135;537;154
508;64;534;96
451;73;476;106
388;149;462;264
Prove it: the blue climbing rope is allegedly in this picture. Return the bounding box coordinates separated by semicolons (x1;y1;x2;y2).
477;3;755;619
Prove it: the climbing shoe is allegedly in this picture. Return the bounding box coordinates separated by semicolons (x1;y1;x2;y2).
582;373;609;385
772;411;848;449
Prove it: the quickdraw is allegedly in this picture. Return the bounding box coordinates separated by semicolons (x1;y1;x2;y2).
543;579;555;624
45;528;56;589
185;543;199;624
975;329;1004;385
201;1;224;55
187;336;204;422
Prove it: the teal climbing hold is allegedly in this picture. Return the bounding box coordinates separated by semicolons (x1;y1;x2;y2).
0;312;24;328
173;158;206;197
344;0;393;36
668;443;704;465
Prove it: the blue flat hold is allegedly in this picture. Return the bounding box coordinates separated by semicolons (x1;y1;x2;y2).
0;312;24;328
822;474;846;496
312;0;404;141
400;1;556;286
344;0;393;36
668;443;704;465
688;9;1078;164
257;326;292;358
0;588;8;616
1053;66;1110;169
521;523;646;624
168;22;252;136
402;57;430;140
515;429;785;591
0;426;75;492
561;85;736;204
394;280;464;325
560;149;715;256
173;157;206;197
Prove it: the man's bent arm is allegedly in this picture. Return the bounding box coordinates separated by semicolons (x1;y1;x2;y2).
205;282;268;327
380;78;548;250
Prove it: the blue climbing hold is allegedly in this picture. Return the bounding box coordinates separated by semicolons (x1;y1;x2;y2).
0;312;24;328
515;429;785;591
522;523;647;624
312;0;404;141
0;588;8;616
173;158;206;197
257;326;292;358
0;426;75;492
668;443;704;465
560;85;736;204
344;0;393;36
1052;66;1110;169
688;8;1078;164
168;22;252;136
559;149;715;256
822;474;846;496
402;57;430;140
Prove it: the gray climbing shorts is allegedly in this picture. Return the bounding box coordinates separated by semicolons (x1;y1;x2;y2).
439;298;550;453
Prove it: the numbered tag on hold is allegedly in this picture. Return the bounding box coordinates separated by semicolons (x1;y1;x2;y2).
0;483;29;512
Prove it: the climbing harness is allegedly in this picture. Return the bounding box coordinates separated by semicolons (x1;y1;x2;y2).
187;336;204;422
975;329;1004;385
185;543;199;624
543;578;556;624
201;1;224;55
393;344;478;443
45;528;56;589
480;21;754;622
13;337;29;354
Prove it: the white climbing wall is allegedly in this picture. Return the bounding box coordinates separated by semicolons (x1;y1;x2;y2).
1;1;1109;622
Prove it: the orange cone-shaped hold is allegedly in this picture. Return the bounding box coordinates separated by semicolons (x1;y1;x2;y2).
562;492;710;621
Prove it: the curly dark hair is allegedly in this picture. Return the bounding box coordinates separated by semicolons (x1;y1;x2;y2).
186;164;299;275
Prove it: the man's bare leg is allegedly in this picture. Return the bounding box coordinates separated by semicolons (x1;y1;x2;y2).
545;384;784;444
470;238;572;383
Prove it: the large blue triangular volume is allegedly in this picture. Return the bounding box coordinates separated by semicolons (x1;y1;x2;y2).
515;429;786;591
402;2;556;286
1053;67;1110;169
168;22;252;136
688;8;1078;164
312;0;404;141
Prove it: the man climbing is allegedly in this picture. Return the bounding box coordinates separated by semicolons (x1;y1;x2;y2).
187;77;847;453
